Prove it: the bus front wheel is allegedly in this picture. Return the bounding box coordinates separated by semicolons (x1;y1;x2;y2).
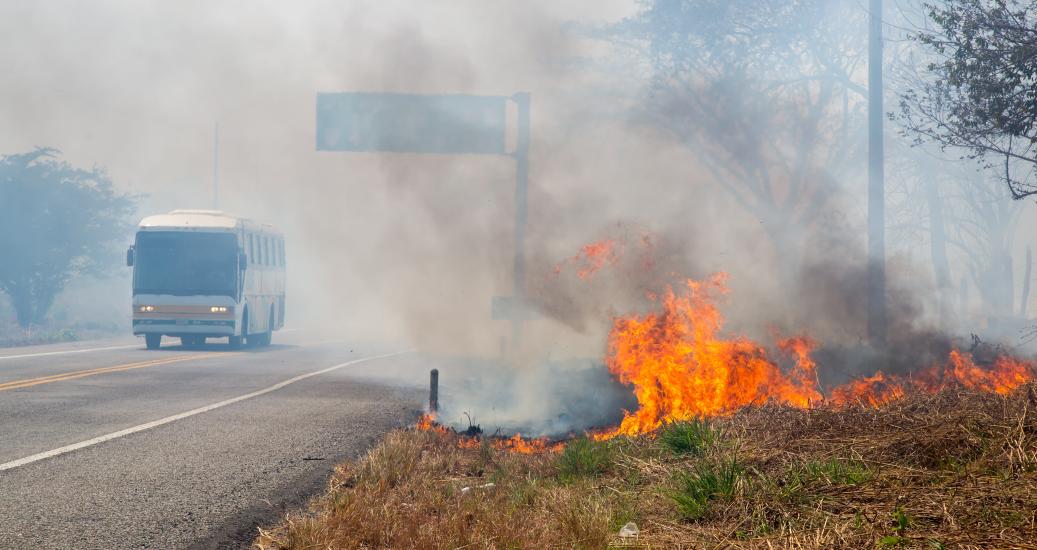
145;334;162;350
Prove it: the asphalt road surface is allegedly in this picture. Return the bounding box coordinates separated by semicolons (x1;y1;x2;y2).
0;332;425;549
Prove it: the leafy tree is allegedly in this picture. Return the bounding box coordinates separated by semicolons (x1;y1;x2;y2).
898;0;1037;199
0;148;135;327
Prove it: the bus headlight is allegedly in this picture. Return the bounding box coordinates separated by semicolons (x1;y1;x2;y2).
138;305;156;312
210;306;228;313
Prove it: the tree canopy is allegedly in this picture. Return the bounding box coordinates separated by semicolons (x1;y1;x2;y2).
898;0;1037;199
0;148;135;326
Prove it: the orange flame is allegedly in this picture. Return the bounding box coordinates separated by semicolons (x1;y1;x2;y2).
478;433;565;454
828;351;1035;406
945;350;1034;393
416;414;561;453
828;371;906;407
454;433;563;453
597;273;1037;439
416;413;448;434
597;274;822;438
554;239;621;280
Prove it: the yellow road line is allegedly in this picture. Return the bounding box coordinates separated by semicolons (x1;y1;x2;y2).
0;353;237;392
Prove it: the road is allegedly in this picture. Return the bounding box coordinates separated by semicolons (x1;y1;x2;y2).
0;332;425;549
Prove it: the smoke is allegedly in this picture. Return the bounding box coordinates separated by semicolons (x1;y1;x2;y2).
1;1;1033;435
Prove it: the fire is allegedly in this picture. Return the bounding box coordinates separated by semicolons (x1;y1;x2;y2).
416;413;448;434
828;351;1035;406
945;350;1034;394
457;433;565;454
597;273;822;438
596;272;1037;439
554;239;620;280
493;433;565;453
828;372;905;407
416;414;562;454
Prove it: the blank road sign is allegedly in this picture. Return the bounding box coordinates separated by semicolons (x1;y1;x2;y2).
317;92;508;154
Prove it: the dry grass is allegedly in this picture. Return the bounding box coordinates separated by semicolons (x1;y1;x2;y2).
255;385;1037;549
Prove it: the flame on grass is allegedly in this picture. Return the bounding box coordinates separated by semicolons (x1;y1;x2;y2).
596;273;1037;439
417;413;448;434
597;273;823;438
416;414;563;454
828;351;1035;407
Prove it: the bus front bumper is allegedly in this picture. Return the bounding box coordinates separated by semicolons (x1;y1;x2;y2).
132;319;236;336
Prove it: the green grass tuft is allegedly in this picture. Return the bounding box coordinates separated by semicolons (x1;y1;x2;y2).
800;457;871;485
657;419;720;456
670;459;743;520
556;437;613;482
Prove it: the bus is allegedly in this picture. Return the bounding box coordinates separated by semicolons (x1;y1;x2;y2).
126;210;286;350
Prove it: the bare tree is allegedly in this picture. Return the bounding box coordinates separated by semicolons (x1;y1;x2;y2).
610;0;871;262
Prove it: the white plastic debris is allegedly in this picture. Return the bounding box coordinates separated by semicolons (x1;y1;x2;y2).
459;483;495;496
618;522;639;538
460;479;495;496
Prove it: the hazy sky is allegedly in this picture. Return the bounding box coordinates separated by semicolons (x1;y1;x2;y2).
0;1;632;199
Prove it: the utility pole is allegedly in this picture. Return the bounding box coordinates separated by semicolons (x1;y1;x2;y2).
867;0;886;348
213;122;220;210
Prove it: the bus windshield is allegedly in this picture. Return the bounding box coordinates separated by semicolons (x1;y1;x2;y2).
133;231;238;297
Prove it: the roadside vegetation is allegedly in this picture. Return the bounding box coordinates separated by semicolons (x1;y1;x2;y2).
0;147;134;330
255;386;1037;549
0;326;79;348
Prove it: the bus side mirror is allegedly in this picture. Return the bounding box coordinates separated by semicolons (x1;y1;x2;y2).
126;246;134;267
239;251;248;271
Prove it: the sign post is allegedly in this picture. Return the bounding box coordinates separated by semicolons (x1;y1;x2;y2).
317;91;533;348
511;92;530;346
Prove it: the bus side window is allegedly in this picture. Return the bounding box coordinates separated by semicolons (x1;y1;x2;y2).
263;237;269;266
248;234;255;264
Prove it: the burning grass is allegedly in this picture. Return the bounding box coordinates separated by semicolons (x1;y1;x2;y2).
596;273;1037;439
254;385;1037;549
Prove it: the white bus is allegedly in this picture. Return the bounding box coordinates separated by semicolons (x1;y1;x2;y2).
126;210;286;349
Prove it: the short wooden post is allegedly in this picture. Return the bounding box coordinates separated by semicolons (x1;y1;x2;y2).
429;369;439;413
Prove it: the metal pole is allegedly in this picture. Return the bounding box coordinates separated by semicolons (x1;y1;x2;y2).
867;0;886;349
511;92;530;349
213;122;220;210
429;369;439;413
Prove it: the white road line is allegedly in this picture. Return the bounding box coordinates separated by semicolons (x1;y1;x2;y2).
0;350;410;472
0;344;139;361
0;330;305;361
